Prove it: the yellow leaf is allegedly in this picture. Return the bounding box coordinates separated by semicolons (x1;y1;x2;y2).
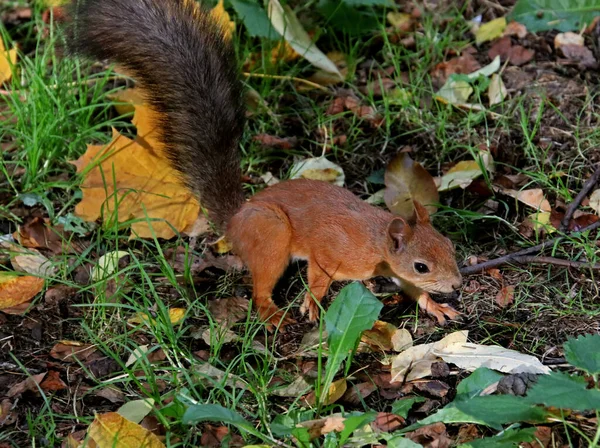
210;0;235;41
89;412;165;448
70;105;200;240
213;236;233;254
0;273;44;311
0;38;17;84
387;12;412;29
323;378;347;405
527;211;555;234
475;17;507;44
169;308;186;324
109;88;145;116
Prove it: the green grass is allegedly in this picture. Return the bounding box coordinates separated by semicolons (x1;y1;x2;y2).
1;1;600;447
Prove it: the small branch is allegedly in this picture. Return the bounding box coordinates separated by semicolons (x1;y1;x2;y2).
460;220;600;275
512;256;600;269
560;163;600;231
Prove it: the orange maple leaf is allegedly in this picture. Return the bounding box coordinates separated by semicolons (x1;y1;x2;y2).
71;103;205;239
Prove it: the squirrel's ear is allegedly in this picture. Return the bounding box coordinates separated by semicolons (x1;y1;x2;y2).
388;217;413;253
412;200;430;224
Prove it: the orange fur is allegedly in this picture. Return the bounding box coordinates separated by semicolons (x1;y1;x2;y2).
228;179;462;330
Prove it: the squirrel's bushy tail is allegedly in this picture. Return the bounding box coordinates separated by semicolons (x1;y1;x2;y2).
67;0;246;231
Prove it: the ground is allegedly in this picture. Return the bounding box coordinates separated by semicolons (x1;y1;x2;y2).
0;0;599;447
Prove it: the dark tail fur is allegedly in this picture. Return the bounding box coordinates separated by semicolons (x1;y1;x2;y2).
66;0;246;231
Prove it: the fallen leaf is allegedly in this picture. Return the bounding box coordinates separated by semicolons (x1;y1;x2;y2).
89;412;166;448
405;422;452;448
465;56;501;80
488;73;507;106
554;31;584;48
342;381;378;405
559;44;597;68
503;21;527;38
414;379;450;398
431;53;480;86
387;12;412;30
433;342;551;374
95;387;125;404
207;297;249;328
10;247;56;277
290;157;345;186
0;38;17;84
436;153;494;192
272;376;312;397
475;17;507;44
384;153;439;218
0;273;44;311
109;87;145;116
488;36;534;66
92;250;129;281
371;412;405;432
252;133;297;149
70;104;201;240
391;331;469;383
306;51;348;87
15;217;77;254
497;187;551;212
435;78;473;104
50;341;99;363
7;373;46;398
0;399;17;427
361;320;398;351
39;371;67;392
305;378;347;406
391;328;413;352
210;0;235;40
117;399;154;424
201;424;244;448
267;0;342;79
188;362;247;390
521;426;552;448
297;414;346;439
495;285;515;308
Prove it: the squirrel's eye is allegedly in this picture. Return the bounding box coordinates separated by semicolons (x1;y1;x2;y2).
414;262;430;274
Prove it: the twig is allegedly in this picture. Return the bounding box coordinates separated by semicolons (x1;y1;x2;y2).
460;220;600;275
242;72;330;92
560;163;600;231
511;256;600;269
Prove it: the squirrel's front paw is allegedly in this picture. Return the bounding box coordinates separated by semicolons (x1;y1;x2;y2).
417;293;461;325
300;296;321;322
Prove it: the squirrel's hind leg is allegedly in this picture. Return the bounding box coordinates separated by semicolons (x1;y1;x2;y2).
229;203;295;331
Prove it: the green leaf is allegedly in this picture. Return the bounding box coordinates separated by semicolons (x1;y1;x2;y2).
318;0;380;35
183;404;253;430
458;428;537;448
391;396;426;418
526;371;600;411
456;368;504;400
386;435;424;448
401;405;489;433
339;412;377;445
322;283;382;403
508;0;600;32
117;399;154;424
564;334;600;375
454;395;549;429
229;0;279;38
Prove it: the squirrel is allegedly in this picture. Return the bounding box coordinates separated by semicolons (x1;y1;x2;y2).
66;0;463;330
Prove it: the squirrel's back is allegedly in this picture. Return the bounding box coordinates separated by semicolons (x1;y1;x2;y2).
67;0;246;230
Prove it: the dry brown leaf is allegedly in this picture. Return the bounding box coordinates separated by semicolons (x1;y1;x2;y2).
430;53;481;86
14;217;81;254
207;297;249;328
342;381;378;405
305;378;347;406
7;372;46;398
0;399;17;427
384;153;439;218
201;424;243;448
488;37;534;66
252;133;297;149
559;44;597;68
495;285;515;308
11;247;56;277
50;341;100;363
371;412;405;432
503;21;527;38
39;370;67;392
71;104;201;239
0;273;44;311
0;38;17;84
521;426;552;448
406;422;452;448
89;412;166;448
498;187;551;212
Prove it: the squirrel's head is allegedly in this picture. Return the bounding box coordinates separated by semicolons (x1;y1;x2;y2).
383;201;462;294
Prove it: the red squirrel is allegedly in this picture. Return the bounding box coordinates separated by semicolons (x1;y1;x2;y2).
66;0;462;330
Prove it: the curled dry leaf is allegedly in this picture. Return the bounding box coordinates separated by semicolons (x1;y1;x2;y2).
391;331;469;383
39;371;67;392
50;341;99;363
384;153;439;218
371;412;405;432
89;412;166;448
0;273;44;311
